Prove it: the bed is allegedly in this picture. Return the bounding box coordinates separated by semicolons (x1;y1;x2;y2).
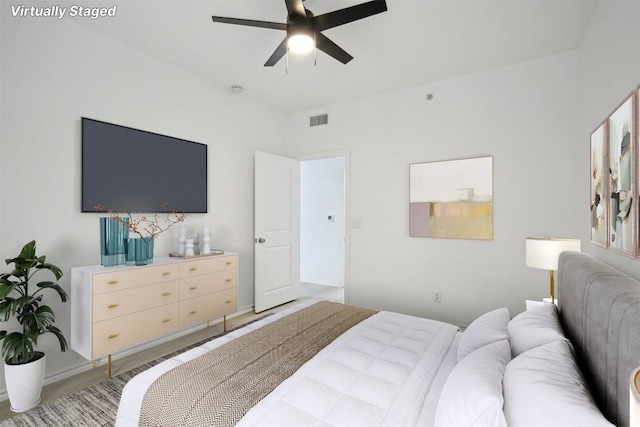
115;252;640;427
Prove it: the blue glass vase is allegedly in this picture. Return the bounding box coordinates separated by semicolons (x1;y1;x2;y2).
126;237;154;266
99;217;129;267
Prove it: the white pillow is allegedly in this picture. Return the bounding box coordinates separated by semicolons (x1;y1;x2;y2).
503;340;614;427
508;303;566;356
435;339;510;427
457;307;510;361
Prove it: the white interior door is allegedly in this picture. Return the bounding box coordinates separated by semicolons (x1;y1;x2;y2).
254;151;300;313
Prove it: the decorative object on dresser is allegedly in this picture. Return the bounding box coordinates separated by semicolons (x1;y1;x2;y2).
100;217;130;267
0;241;69;412
201;225;211;255
525;237;580;303
70;253;237;378
177;225;187;256
95;203;187;266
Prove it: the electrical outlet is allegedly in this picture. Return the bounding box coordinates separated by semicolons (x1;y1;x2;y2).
433;291;442;303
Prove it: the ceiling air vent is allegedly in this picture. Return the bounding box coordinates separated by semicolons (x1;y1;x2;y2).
310;114;329;127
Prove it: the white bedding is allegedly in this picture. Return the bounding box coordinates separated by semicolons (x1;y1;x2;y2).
115;301;460;427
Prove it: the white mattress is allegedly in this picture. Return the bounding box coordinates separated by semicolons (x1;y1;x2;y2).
115;301;459;427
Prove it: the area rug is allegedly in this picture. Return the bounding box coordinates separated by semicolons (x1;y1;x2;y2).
0;314;273;427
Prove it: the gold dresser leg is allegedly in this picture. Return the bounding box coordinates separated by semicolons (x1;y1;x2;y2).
107;354;112;378
92;359;97;368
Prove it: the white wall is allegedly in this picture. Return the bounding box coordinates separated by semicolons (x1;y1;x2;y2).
578;0;640;277
0;13;285;393
300;157;345;286
285;52;583;327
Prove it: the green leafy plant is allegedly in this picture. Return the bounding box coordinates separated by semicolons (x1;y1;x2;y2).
0;241;68;365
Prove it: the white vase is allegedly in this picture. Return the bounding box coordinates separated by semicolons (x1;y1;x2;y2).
4;352;46;412
185;238;195;256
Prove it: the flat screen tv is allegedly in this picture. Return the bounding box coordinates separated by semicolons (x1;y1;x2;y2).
82;117;208;213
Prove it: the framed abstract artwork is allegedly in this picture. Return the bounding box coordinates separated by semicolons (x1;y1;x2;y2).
409;156;493;240
590;121;608;247
607;92;637;256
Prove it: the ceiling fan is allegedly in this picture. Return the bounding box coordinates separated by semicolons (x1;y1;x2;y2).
211;0;388;66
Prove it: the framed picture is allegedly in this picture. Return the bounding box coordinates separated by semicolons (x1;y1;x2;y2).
590;121;608;247
607;92;637;256
409;156;493;240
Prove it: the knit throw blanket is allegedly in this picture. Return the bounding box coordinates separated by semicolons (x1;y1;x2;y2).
139;301;378;427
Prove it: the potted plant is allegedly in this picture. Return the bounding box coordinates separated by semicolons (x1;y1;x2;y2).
0;240;68;412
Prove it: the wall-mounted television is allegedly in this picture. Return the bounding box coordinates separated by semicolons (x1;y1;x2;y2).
82;118;208;213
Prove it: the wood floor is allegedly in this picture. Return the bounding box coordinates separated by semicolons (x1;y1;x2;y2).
0;283;344;422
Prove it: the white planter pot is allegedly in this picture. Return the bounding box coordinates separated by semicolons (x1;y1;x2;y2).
4;352;46;412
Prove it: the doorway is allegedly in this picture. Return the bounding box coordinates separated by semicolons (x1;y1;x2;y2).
299;155;346;303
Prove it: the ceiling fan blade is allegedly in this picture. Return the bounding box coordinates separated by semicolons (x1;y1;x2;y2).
312;0;387;31
211;16;287;31
285;0;306;19
264;38;288;66
315;33;353;64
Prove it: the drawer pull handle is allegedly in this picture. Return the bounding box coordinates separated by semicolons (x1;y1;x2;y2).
225;278;232;282
108;334;119;340
189;267;197;271
162;272;172;276
162;318;172;323
225;300;232;304
226;262;232;265
189;286;197;291
108;280;118;285
189;310;197;315
162;292;172;297
108;304;119;309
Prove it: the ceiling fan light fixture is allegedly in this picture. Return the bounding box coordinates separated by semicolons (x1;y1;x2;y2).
211;0;388;66
287;33;314;54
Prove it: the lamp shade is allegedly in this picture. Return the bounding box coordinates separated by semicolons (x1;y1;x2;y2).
525;237;581;271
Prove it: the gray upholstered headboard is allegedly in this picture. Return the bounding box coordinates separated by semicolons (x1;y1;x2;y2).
558;251;640;427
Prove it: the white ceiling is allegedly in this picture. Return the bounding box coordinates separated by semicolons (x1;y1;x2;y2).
63;0;596;114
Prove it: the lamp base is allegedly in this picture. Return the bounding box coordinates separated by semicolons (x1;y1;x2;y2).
542;297;558;305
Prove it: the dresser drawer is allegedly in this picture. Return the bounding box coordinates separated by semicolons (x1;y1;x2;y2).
92;302;180;357
92;280;179;322
180;287;236;328
93;264;180;295
179;255;237;278
180;271;236;299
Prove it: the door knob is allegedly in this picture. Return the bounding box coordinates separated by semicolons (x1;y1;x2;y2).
255;237;266;244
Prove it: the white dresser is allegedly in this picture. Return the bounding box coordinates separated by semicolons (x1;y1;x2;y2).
71;253;237;374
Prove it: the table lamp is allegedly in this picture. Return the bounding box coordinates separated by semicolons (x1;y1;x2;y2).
525;237;581;303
